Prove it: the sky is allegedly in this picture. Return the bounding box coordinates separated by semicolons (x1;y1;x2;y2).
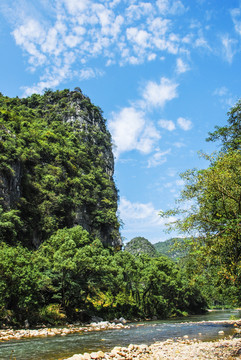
0;0;241;244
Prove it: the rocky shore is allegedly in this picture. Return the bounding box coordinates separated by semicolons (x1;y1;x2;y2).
0;321;130;342
64;336;241;360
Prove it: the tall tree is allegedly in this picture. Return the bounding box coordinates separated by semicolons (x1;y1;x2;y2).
161;99;241;303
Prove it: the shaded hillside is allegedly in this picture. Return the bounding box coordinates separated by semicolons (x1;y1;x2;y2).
125;236;158;257
0;89;121;248
154;238;187;261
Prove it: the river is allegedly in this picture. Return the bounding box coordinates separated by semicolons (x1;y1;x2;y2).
0;310;240;360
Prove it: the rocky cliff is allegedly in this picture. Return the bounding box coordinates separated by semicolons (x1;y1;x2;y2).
0;89;121;248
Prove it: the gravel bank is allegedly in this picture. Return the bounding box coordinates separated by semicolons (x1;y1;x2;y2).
65;337;241;360
0;321;130;341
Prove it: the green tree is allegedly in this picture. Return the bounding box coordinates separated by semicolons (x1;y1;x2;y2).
161;99;241;304
0;243;40;324
207;98;241;151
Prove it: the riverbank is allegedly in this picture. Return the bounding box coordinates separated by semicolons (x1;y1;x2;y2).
0;321;130;342
64;336;241;360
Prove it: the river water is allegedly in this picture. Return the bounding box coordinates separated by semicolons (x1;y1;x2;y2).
0;310;240;360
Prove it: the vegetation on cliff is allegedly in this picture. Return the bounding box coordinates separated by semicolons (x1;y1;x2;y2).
124;237;157;257
0;89;120;248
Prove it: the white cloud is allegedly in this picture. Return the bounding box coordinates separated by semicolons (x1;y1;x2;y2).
126;3;153;22
142;77;178;108
158;119;176;131
147;148;171;168
136;124;161;154
176;58;190;74
120;197;168;225
62;0;89;14
119;197;159;221
79;68;104;80
108;76;180;157
126;27;150;48
169;0;186;15
148;17;170;36
109;107;145;157
4;0;189;93
12;19;46;66
177;117;192;131
156;0;185;15
109;107;161;157
156;0;169;14
4;0;229;95
194;37;210;50
148;53;157;61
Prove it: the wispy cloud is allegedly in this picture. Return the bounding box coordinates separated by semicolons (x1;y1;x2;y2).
119;196;178;242
147;148;171;168
213;86;236;108
231;7;241;36
173;141;185;148
221;34;237;63
119;196;176;230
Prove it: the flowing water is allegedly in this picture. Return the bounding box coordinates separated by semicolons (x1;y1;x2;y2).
0;310;240;360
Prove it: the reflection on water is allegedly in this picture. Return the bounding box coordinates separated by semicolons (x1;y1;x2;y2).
0;310;240;360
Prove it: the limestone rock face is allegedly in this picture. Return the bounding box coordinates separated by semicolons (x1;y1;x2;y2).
0;161;22;208
0;89;121;248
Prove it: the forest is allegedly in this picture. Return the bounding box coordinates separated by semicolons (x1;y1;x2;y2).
0;89;240;327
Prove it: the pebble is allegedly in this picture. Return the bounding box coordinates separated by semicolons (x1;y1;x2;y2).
64;337;241;360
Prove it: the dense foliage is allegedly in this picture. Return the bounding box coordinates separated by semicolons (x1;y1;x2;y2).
125;237;157;257
0;89;120;247
161;99;241;307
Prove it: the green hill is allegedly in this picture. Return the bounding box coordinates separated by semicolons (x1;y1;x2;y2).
154;238;187;260
124;236;158;257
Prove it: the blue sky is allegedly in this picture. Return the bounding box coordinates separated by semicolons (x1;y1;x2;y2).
0;0;241;244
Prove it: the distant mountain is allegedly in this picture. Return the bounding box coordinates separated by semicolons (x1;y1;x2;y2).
154;238;187;261
124;236;158;257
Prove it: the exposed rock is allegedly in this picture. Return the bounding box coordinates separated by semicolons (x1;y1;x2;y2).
0;161;22;208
